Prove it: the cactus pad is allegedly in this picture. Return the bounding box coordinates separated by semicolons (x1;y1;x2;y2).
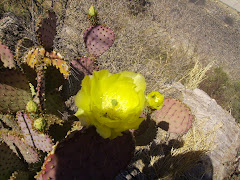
151;98;193;134
24;47;50;69
47;51;70;79
0;42;15;69
0;69;31;113
16;112;53;152
84;25;115;57
0;69;30;91
71;57;98;76
2;133;39;163
36;10;57;51
24;48;70;78
0;142;26;180
9;171;29;180
36;126;135;179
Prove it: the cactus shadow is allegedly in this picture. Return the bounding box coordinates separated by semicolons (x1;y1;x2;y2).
133;115;158;146
131;139;213;179
61;63;85;101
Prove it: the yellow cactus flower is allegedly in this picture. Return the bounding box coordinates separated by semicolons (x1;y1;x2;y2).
75;70;146;139
88;5;97;17
146;91;164;109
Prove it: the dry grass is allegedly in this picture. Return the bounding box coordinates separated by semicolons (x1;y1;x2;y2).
183;59;214;89
1;0;214;93
53;0;215;95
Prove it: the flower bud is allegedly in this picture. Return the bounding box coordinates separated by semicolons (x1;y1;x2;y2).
146;91;164;109
34;118;46;131
88;5;97;17
26;100;38;113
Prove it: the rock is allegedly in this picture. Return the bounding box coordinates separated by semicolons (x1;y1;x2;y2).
173;82;240;179
0;13;26;52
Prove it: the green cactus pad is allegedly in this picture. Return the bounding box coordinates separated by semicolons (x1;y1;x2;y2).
1;131;39;163
9;171;29;180
84;25;115;57
151;98;193;134
0;42;15;69
0;69;31;113
45;90;64;117
36;10;57;51
0;142;26;180
16;112;54;152
20;63;37;87
45;66;65;92
36;126;135;180
0;68;29;91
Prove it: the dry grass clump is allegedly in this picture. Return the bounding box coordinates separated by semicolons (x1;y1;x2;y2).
183;60;214;89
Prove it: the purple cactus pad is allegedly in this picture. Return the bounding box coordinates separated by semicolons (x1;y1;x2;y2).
0;42;15;69
16;112;53;152
36;127;135;180
152;98;193;134
71;57;98;76
84;25;115;57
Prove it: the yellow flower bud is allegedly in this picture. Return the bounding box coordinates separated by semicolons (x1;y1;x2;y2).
33;118;46;131
146;91;164;109
26;100;38;113
75;70;146;139
88;5;97;17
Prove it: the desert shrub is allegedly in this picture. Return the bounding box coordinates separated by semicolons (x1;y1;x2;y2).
200;67;240;123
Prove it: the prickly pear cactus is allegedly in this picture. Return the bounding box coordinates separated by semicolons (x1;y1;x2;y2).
84;25;115;57
15;37;34;65
151;98;193;134
0;142;26;179
88;5;99;26
36;126;135;180
0;69;32;113
0;42;15;69
36;10;57;51
24;48;70;79
2;132;39;163
71;57;99;76
24;47;49;69
47;51;70;79
0;114;20;130
9;171;29;180
16;112;53;152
